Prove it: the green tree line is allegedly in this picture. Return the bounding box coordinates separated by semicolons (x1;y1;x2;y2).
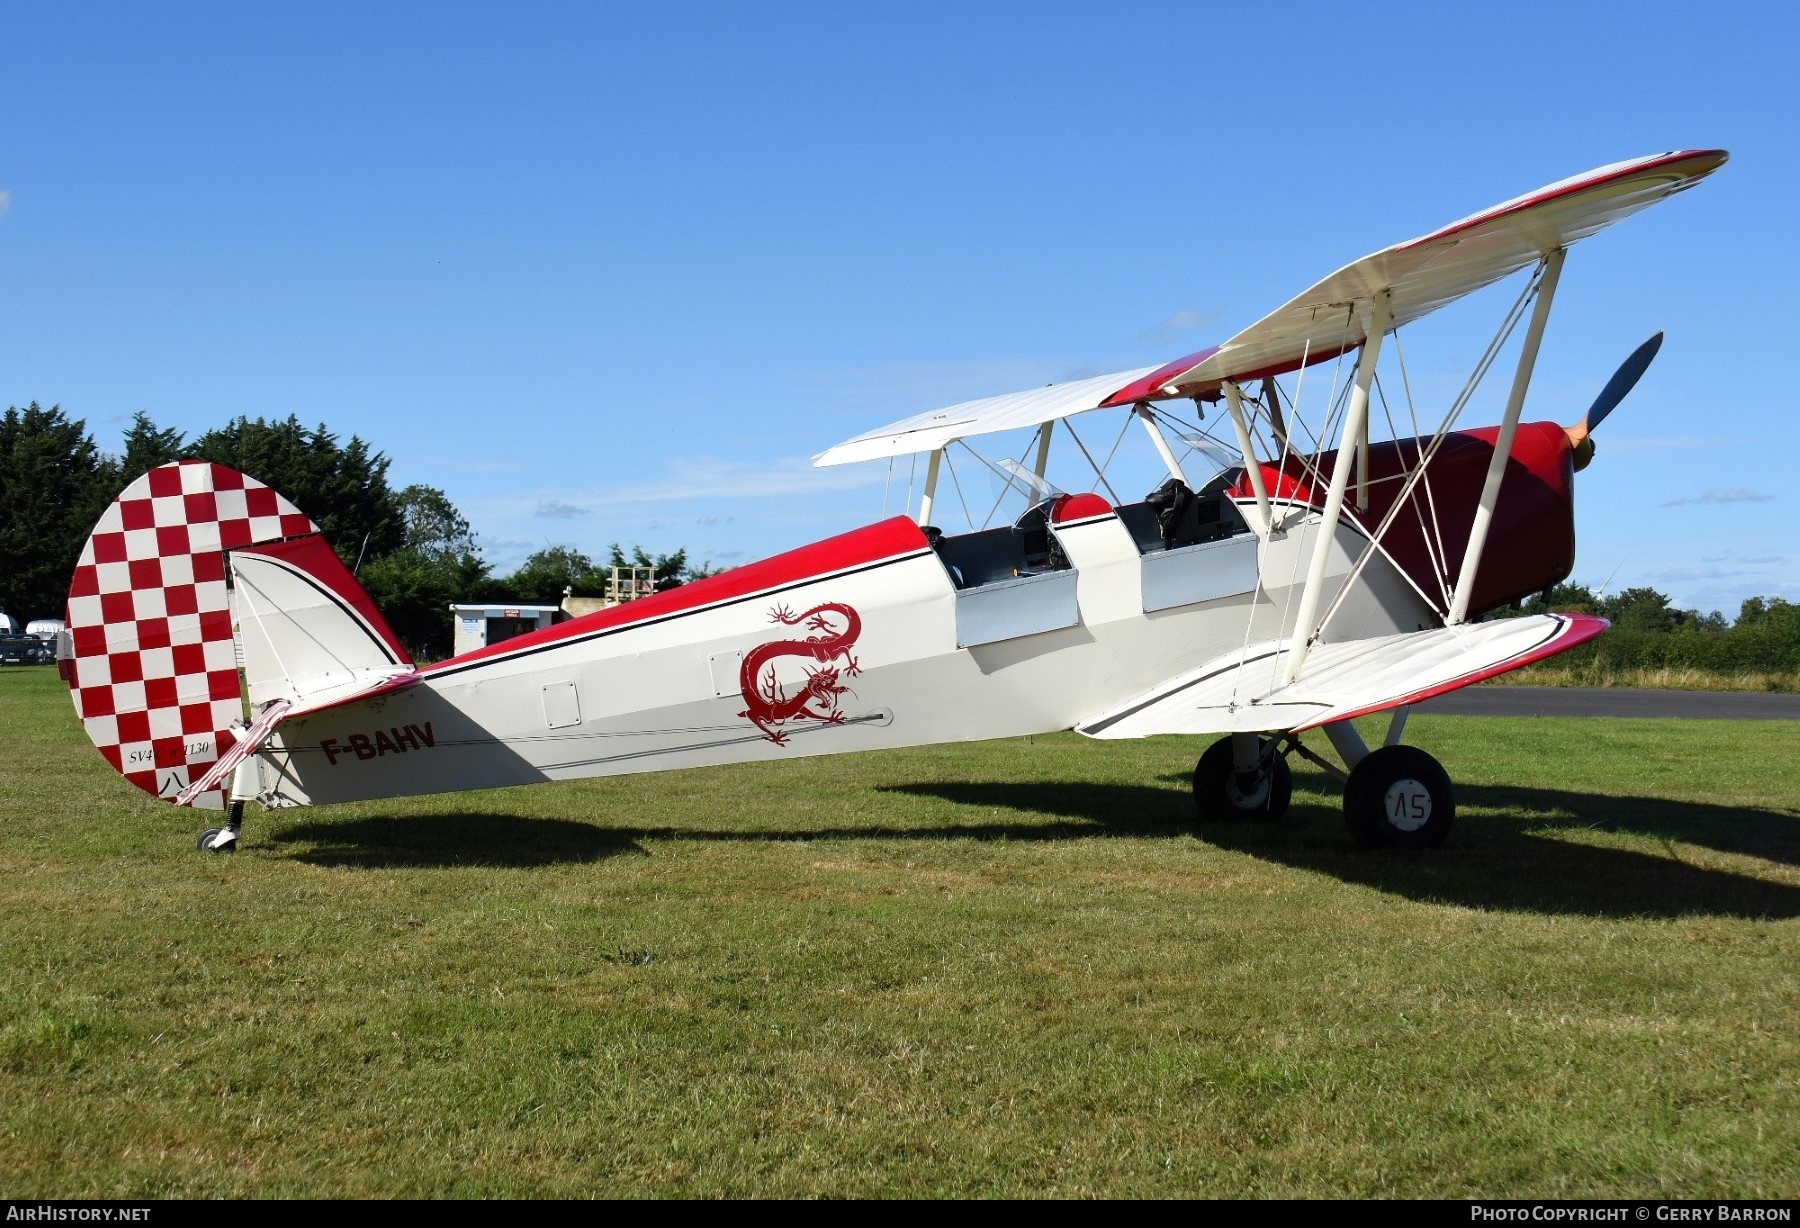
1;404;714;658
1499;584;1800;674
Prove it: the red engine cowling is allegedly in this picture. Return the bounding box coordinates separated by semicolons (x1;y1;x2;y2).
1233;420;1577;620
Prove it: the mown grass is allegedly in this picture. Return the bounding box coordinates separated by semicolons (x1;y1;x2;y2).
1;664;1796;1198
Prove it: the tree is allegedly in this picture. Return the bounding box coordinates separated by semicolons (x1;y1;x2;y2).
1501;581;1597;618
392;484;479;561
356;484;493;661
503;545;597;603
188;416;402;568
606;542;723;591
1597;587;1682;634
0;404;118;621
119;411;185;486
360;549;494;662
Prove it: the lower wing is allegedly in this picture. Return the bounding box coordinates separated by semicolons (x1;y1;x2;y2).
1076;613;1606;739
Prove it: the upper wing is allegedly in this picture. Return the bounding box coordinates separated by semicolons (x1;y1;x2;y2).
811;364;1160;468
1109;150;1728;404
812;150;1726;467
1075;613;1607;738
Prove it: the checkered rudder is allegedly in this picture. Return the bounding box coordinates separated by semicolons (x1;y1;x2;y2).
64;461;317;809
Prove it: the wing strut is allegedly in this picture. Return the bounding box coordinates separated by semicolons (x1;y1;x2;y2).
917;448;944;525
1283;293;1391;685
1134;403;1187;483
1221;381;1273;539
1446;248;1566;625
1031;422;1053;483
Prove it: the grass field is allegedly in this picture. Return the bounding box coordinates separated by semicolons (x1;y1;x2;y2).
1;664;1796;1198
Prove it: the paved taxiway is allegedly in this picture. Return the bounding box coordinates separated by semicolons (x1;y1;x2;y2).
1418;686;1800;720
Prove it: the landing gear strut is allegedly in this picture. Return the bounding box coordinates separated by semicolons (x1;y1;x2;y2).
196;734;258;854
196;800;244;853
1192;734;1291;822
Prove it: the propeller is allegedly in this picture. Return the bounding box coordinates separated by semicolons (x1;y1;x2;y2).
1567;332;1663;470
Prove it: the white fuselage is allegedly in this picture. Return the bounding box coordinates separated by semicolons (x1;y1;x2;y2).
258;502;1436;807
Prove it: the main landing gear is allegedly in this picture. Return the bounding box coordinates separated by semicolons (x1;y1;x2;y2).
1191;733;1292;822
1190;712;1455;847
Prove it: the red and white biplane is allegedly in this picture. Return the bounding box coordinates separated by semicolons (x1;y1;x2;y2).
59;149;1728;851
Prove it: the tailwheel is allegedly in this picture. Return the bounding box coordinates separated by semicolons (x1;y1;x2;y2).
1192;735;1291;823
1343;745;1454;848
196;800;246;854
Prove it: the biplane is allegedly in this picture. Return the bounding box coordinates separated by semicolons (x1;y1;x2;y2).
58;149;1727;852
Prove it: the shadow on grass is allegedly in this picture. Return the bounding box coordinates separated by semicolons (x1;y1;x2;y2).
892;776;1800;920
269;779;1800;918
273;812;647;868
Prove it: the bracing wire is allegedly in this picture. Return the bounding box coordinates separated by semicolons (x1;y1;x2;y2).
963;437;1041;528
1374;367;1452;608
1061;419;1123;505
941;448;976;531
1267;306;1357;686
1097;411;1134;477
1313;262;1545;636
1391;326;1455;604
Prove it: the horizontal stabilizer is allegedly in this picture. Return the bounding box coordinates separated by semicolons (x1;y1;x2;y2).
1075;613;1607;739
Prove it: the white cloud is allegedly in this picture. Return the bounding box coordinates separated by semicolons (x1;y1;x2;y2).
481;454;887;520
1702;552;1787;566
1139;306;1227;346
1658;489;1774;508
784;357;1117;425
1640;563;1753;582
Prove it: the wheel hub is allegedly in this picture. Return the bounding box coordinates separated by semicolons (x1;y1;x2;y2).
1383;778;1433;831
1226;770;1271;810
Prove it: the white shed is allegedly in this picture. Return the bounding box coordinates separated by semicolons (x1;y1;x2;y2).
449;603;563;656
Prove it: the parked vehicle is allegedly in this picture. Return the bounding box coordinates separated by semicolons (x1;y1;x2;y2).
25;618;66;642
0;634;52;665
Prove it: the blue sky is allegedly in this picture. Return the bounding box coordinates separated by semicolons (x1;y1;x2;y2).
1;2;1792;614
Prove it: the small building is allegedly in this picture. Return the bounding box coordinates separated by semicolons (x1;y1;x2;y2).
449;603;564;656
560;565;659;620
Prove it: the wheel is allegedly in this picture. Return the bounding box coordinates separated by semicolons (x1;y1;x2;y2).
196;827;237;853
1192;736;1291;822
1343;745;1454;848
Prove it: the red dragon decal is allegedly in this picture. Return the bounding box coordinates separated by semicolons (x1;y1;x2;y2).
739;602;863;745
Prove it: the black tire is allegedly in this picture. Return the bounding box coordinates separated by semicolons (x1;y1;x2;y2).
1192;736;1291;823
195;828;235;853
1343;745;1454;848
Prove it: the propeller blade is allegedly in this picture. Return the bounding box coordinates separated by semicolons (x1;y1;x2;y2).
1583;331;1663;435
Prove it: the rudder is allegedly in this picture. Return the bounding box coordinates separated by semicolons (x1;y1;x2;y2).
63;460;409;809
